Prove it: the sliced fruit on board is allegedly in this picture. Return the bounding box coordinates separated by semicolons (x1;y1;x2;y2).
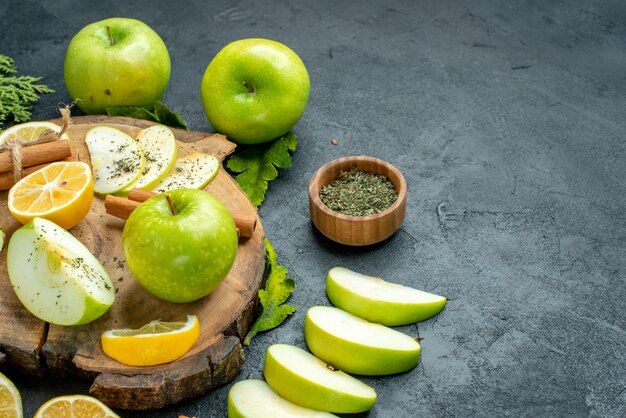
326;266;447;326
101;315;200;366
0;371;23;418
128;124;178;190
0;120;68;147
263;344;376;414
85;125;145;194
228;379;338;418
34;395;119;418
0;227;4;254
7;161;93;230
7;217;115;326
304;306;421;376
151;152;219;193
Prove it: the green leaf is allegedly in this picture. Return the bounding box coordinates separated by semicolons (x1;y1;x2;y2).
227;132;298;207
244;238;297;346
105;101;189;130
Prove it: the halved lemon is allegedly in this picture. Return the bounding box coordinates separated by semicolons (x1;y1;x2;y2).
8;161;93;230
0;121;68;147
101;315;200;366
34;395;119;418
0;371;23;418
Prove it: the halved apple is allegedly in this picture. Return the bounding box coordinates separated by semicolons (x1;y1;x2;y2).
263;344;376;414
7;217;115;325
85;126;145;194
151;152;219;193
326;266;446;325
129;125;178;190
305;306;421;376
228;379;337;418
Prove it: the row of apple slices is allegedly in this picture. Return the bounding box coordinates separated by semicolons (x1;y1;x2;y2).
228;268;447;416
85;125;219;195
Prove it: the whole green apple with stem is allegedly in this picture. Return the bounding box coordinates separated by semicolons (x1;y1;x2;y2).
64;17;170;114
305;306;421;376
200;38;310;145
122;189;238;303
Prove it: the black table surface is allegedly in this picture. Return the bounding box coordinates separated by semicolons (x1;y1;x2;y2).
1;1;625;417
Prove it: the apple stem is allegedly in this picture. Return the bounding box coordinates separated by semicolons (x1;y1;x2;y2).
415;336;424;342
106;25;115;46
165;194;177;216
242;80;255;94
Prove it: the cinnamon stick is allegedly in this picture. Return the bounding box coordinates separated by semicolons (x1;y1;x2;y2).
105;192;257;239
0;148;78;190
0;140;72;174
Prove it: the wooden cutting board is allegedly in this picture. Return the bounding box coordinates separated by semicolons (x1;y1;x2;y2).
0;116;266;410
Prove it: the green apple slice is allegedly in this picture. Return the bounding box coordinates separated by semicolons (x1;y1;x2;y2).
7;217;115;326
305;306;421;376
85;126;145;194
228;379;338;418
151;152;219;193
263;344;376;414
129;125;178;190
326;266;447;326
0;227;5;255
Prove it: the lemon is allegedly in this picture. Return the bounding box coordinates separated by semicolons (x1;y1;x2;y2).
0;121;68;147
34;395;119;418
8;161;93;230
101;315;200;366
0;371;23;418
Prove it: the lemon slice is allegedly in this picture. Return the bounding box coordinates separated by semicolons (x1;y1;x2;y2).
8;161;93;230
151;152;219;193
130;125;178;190
0;121;68;147
0;371;23;418
85;126;145;194
101;315;200;366
34;395;119;418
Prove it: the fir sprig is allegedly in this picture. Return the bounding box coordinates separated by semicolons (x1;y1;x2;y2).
0;54;54;125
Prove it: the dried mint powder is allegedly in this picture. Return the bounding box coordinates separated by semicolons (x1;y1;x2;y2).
319;169;398;216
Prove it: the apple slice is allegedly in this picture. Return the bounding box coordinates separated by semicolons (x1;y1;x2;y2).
151;152;219;193
7;217;115;326
128;125;178;190
305;306;421;376
228;379;338;418
263;344;376;414
0;227;4;255
326;266;447;326
85;126;145;194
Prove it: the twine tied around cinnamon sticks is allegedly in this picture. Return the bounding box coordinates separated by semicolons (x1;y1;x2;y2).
0;106;73;186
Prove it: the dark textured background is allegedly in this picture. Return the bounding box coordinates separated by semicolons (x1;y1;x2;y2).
1;0;625;417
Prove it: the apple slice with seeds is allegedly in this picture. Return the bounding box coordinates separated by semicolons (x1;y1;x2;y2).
85;126;145;195
263;344;376;414
326;266;447;326
128;125;177;191
151;152;219;193
228;379;338;418
305;306;421;376
7;217;115;326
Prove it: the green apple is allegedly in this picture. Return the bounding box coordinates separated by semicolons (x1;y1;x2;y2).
7;217;115;326
228;379;338;418
129;125;178;191
151;152;219;193
64;17;170;114
305;306;421;376
122;188;238;303
263;344;376;414
326;266;447;326
200;38;310;145
85;126;145;195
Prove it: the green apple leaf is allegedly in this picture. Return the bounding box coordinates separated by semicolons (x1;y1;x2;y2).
244;238;297;346
0;54;54;126
227;132;297;207
105;100;188;130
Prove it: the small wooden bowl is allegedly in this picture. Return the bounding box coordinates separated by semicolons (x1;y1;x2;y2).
308;156;407;246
